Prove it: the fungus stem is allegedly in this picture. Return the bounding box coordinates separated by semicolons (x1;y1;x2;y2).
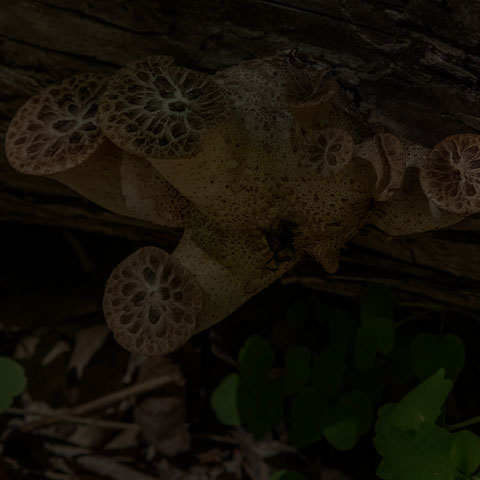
173;229;298;333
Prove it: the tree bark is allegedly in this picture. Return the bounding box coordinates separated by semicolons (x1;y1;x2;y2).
1;0;479;311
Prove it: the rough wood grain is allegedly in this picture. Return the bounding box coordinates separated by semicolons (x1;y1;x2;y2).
1;0;479;311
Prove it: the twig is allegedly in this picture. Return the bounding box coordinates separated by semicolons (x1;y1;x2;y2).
194;433;240;445
395;309;434;327
2;459;70;480
6;407;141;431
15;374;179;434
22;470;69;480
36;470;70;480
242;459;256;480
397;301;445;310
447;415;480;431
76;455;159;480
210;342;237;367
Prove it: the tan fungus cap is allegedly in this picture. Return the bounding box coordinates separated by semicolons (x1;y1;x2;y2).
104;246;203;355
6;73;107;175
420;134;480;214
99;56;230;160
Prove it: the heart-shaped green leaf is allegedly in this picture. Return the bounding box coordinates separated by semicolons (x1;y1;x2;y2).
239;380;284;438
375;369;452;434
238;335;275;388
450;430;480;475
289;391;329;447
375;423;456;480
284;346;311;394
353;327;377;371
210;373;241;426
311;342;346;398
0;356;27;413
361;283;396;355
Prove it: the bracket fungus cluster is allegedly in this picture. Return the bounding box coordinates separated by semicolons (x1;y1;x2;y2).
6;51;480;355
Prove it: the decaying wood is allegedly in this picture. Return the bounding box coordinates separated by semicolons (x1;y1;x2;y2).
1;0;480;311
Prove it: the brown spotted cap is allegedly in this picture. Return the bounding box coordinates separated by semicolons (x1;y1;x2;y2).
299;127;354;176
99;56;229;159
420;134;480;214
104;246;203;355
6;74;107;175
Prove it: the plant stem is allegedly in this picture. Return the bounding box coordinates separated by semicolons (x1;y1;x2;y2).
396;301;445;311
447;415;480;431
395;309;434;327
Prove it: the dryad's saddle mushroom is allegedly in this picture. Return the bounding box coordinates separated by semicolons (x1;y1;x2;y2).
6;51;480;355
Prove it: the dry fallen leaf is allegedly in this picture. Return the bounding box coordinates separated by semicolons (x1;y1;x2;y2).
68;325;110;379
155;458;230;480
231;428;296;480
42;340;71;366
105;429;140;451
13;336;40;360
196;448;224;464
223;449;243;479
122;353;147;384
321;467;353;480
134;396;191;456
137;356;185;387
76;456;159;480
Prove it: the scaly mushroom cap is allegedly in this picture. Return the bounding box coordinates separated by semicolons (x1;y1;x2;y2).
99;56;230;159
284;62;338;109
103;246;203;355
218;49;330;111
214;55;293;136
355;133;406;201
280;54;339;132
419;134;480;214
6;73;107;175
216;54;288;106
299;127;354;176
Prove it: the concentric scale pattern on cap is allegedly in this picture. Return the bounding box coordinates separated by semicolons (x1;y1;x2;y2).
99;56;230;159
6;74;107;175
284;63;336;107
103;246;203;355
420;134;480;214
299;128;354;176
